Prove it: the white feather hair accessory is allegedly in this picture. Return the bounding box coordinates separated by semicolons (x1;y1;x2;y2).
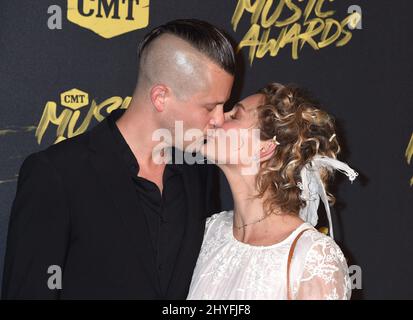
296;155;358;239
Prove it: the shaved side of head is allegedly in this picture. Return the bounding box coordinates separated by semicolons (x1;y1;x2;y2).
134;19;235;103
137;34;211;101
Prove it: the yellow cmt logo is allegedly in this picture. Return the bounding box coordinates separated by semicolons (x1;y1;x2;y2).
61;88;89;109
67;0;150;39
36;88;131;144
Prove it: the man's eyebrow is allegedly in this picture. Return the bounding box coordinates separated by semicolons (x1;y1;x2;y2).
206;101;226;106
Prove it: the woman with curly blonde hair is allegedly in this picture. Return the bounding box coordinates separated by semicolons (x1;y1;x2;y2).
187;83;358;300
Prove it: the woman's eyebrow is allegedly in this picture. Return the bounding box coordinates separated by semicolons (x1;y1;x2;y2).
234;102;246;111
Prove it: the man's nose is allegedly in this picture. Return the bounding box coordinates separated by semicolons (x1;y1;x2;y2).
210;105;225;128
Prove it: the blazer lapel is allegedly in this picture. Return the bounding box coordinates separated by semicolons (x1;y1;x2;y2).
165;162;207;298
87;112;161;295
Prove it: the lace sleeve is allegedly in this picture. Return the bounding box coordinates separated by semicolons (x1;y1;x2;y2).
295;237;351;300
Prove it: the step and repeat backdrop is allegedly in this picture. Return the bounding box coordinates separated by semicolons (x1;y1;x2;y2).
0;0;412;299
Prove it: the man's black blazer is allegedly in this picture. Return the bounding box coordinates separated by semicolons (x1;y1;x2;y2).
2;109;220;299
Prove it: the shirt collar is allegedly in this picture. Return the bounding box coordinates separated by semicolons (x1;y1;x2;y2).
107;110;183;176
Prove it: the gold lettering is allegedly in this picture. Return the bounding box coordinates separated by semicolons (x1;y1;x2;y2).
232;0;358;63
36;95;131;145
232;0;266;31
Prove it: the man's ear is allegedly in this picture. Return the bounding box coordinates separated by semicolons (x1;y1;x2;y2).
150;84;168;112
259;140;277;162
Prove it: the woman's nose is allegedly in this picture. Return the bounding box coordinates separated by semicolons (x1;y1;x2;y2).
223;110;232;122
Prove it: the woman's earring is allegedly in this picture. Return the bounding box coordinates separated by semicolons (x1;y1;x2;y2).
272;135;280;145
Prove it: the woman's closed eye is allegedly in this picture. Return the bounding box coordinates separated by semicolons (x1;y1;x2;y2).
228;106;241;120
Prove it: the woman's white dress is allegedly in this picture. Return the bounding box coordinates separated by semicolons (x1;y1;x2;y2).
187;210;351;300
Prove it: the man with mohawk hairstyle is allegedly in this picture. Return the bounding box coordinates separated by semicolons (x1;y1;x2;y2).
2;19;235;299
